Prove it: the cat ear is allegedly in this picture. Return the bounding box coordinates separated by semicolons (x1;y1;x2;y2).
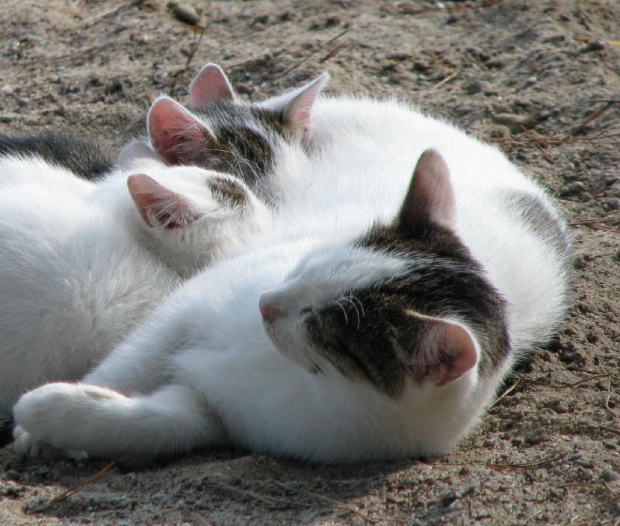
119;141;160;171
261;72;329;139
405;309;478;387
147;96;216;166
189;63;236;109
397;149;456;232
127;174;201;229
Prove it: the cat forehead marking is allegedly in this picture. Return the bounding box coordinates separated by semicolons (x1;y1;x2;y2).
278;246;409;306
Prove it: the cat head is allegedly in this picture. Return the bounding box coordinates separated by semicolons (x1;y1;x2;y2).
117;141;271;278
260;150;509;398
147;64;328;202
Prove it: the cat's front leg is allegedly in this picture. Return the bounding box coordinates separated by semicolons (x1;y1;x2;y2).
13;424;88;461
14;382;225;460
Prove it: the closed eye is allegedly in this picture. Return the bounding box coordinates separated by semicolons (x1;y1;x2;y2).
299;306;314;316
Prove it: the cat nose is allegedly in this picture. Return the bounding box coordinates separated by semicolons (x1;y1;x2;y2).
259;294;284;323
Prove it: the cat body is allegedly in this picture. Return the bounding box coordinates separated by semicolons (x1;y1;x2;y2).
0;146;271;416
0;132;114;181
14;93;570;463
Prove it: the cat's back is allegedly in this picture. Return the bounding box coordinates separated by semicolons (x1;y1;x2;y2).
304;95;571;355
0;164;177;400
0;132;113;181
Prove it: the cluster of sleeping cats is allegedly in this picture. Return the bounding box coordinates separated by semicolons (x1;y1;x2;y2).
0;64;571;464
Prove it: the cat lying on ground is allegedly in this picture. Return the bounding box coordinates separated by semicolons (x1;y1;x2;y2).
14;75;571;463
0;140;271;420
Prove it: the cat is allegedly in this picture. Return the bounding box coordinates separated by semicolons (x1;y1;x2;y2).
147;63;327;206
13;88;571;464
0;140;271;421
0;132;114;181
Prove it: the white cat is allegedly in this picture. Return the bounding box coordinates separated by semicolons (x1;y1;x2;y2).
14;89;571;463
146;63;326;206
0;141;271;416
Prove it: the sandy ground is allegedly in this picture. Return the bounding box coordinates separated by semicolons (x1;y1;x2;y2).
1;0;619;524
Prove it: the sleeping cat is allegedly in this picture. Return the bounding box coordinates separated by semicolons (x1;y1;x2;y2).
0;141;271;419
14;90;570;463
147;63;327;206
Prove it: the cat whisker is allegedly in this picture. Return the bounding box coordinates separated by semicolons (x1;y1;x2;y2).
339;296;363;330
334;300;349;325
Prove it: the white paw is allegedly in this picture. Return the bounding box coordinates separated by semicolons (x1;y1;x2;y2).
13;383;95;459
12;425;87;461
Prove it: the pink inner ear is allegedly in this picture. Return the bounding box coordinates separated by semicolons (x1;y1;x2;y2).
434;322;478;386
406;310;478;387
398;149;457;231
147;97;212;166
282;73;328;140
189;63;235;109
127;174;200;229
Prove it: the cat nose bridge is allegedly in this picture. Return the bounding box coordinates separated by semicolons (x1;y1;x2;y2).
259;292;285;323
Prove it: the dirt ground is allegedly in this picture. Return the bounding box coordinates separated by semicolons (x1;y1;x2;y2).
1;0;619;524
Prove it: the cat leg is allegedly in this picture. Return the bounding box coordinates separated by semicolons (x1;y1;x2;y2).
13;382;224;460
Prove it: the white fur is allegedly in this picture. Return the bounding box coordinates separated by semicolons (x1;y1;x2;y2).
14;93;570;463
0;151;271;414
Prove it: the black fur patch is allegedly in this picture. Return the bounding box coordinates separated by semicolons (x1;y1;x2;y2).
305;221;509;398
505;190;570;257
193;102;293;191
0;133;114;181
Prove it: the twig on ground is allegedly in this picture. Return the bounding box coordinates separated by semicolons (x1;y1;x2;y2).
485;451;567;471
429;71;459;92
47;462;117;505
489;379;521;407
268;478;403;524
18;43;115;66
600;426;620;437
399;0;507;15
184;26;206;71
271;28;350;81
570;490;620;523
513;372;611;390
73;4;127;29
319;42;349;64
561;101;617;143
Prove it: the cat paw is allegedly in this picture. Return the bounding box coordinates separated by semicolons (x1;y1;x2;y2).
13;425;77;461
13;383;92;457
14;425;89;464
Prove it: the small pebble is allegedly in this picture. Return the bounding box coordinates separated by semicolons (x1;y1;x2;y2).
167;1;200;26
491;112;536;133
23;116;39;126
464;80;484;95
601;470;619;482
483;438;500;448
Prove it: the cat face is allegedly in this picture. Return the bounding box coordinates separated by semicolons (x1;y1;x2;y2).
260;150;510;398
118;142;271;278
147;64;328;202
